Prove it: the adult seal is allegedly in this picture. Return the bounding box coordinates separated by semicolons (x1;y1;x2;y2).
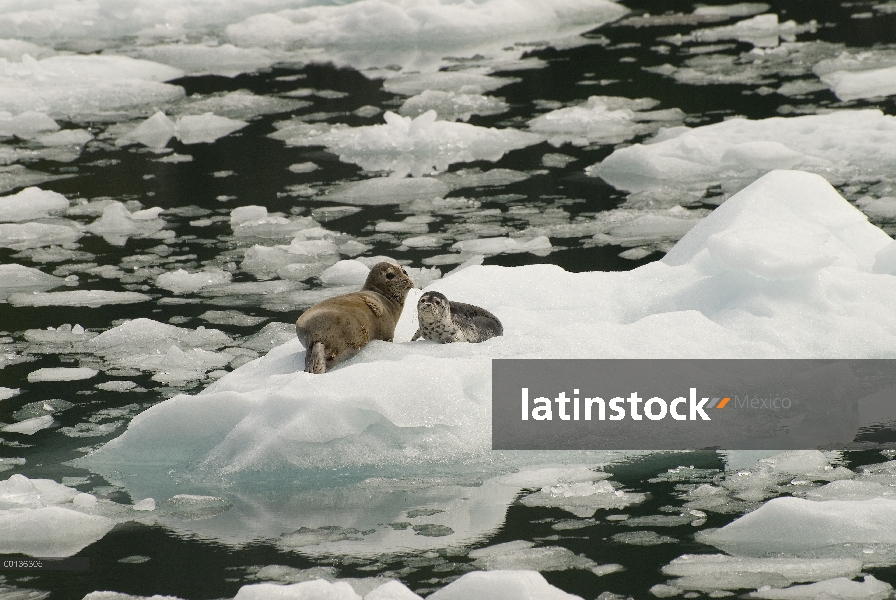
412;291;503;344
296;262;414;373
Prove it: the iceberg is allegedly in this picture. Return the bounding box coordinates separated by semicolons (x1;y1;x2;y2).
77;171;896;554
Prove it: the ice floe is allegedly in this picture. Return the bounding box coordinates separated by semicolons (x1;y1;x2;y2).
528;96;685;147
117;111;248;147
590;109;896;204
399;90;509;122
273;110;542;177
0;55;185;121
0;264;65;300
9;290;151;308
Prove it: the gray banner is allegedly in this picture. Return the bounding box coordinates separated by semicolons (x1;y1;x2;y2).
492;360;896;450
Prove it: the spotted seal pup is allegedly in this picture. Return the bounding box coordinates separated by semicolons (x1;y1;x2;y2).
412;291;503;344
296;262;414;373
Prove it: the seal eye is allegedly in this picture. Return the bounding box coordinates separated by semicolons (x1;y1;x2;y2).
386;272;395;280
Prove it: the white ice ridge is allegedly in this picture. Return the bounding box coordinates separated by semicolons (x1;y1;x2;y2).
589;109;896;203
76;171;896;553
272;110;542;177
0;54;185;121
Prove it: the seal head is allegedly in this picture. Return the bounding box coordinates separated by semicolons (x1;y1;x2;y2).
296;262;414;373
412;291;503;344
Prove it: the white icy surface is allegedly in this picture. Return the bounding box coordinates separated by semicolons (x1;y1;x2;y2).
0;187;68;222
0;55;185;121
0;263;65;299
27;367;98;382
427;570;582;600
746;575;892;599
0;474;116;557
590;109;896;202
399;90;509;122
117;111;248;147
273;110;542;177
529;96;685;147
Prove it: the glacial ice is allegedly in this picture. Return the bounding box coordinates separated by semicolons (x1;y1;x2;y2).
427;571;582;600
660;555;864;592
85;201;165;246
274;110;543;177
0;221;82;250
156;268;233;294
76;171;896;554
590;109;896;203
746;575;892;599
0;55;185;121
117;111;248;147
322;178;450;206
0;264;65;299
399;91;509;122
528;96;685;147
27;367;98;382
8;290;151;308
0;475;116;557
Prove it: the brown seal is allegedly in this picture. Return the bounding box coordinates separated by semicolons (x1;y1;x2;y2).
296;262;415;373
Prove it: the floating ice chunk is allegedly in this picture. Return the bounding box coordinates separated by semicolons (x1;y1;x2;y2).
86;319;231;357
384;73;520;96
156;268;233;294
805;480;896;501
85;201;165;246
698;497;896;563
118;111;248;147
747;575;892;599
133;498;156;511
279;110;542;177
0;387;20;401
529;96;685;147
27;367;98;382
665;13;816;48
469;540;605;573
319;260;371;287
176;90;307;120
126;44;290;78
0;39;52;62
427;570;582;600
36;128;94;147
0;505;114;557
230;206;319;239
234;580;360;600
520;480;646;517
0;264;65;299
611;531;678;545
366;581;422;600
1;415;54;435
0;55;185;121
591;110;896;203
0;220;82;250
288;162;319;174
323;177;450;206
159;494;232;519
224;0;625;73
661;555;863;592
693;3;772;17
117;112;176;148
399;90;509;122
8;290;151;308
96;381;139;392
451;236;552;256
820;65;896;101
241;245;324;280
436;167;531;190
0;111;58;139
175;113;248;144
858;197;896;221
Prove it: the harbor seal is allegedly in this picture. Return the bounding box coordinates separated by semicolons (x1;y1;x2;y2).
412;291;503;344
296;262;414;373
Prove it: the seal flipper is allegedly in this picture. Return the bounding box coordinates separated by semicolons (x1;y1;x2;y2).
306;341;327;374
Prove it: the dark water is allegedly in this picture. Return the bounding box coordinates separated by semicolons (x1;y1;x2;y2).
2;0;896;598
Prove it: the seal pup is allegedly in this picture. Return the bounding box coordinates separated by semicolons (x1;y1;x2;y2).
296;262;414;374
412;291;503;344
